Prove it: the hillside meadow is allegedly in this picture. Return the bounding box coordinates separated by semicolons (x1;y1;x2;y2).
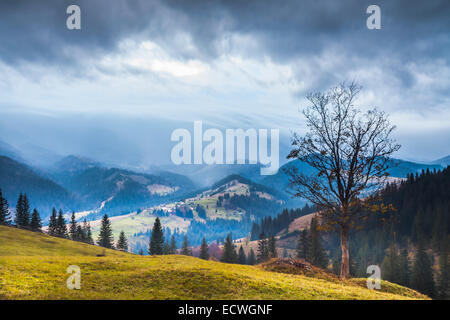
0;226;428;300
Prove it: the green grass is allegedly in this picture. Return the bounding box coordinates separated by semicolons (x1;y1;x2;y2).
0;226;428;300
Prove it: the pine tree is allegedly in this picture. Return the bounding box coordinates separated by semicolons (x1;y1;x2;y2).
170;235;177;254
181;234;192;256
221;233;237;263
69;212;78;240
257;232;269;262
382;244;401;284
75;225;84;241
97;214;114;248
297;229;309;260
247;248;256;265
163;240;171;254
411;240;435;297
83;219;94;244
15;193;30;228
268;235;277;258
437;237;449;300
238;246;247;264
308;218;328;268
29;209;42;232
149;217;164;255
399;248;410;286
56;209;68;238
199;237;209;260
48;208;58;236
138;248;144;255
117;231;128;252
0;189;11;225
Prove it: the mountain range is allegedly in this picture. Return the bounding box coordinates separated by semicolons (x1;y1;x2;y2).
0;138;448;222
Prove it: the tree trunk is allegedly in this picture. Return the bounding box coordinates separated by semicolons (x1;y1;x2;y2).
340;226;350;279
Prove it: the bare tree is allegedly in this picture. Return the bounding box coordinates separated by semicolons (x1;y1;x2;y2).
285;82;400;278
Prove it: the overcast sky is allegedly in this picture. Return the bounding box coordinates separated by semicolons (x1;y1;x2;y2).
0;0;449;167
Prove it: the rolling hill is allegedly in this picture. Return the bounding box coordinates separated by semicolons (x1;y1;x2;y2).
0;225;427;300
0;156;74;217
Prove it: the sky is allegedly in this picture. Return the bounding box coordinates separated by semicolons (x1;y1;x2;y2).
0;0;449;167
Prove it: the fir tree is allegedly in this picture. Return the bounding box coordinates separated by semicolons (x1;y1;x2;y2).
257;232;269;262
181;234;192;256
247;248;256;265
308;218;328;268
149;217;164;255
268;235;277;258
399;248;410;286
75;225;84;241
138;248;144;255
411;240;435;297
238;246;247;265
382;244;401;284
163;240;171;254
117;231;128;252
15;193;30;228
29;209;42;232
69;212;77;240
437;237;449;300
47;208;58;236
297;229;310;260
97;214;114;248
83;219;94;244
0;189;11;225
56;209;68;238
170;235;177;254
199;237;209;260
221;233;237;263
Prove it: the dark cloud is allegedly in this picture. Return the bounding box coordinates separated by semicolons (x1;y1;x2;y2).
1;0;449;66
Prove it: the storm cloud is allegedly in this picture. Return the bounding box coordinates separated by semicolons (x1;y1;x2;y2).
0;0;449;165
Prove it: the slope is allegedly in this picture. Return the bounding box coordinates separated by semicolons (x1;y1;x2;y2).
0;226;427;300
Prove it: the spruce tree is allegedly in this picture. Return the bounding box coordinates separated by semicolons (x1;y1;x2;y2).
297;229;309;260
238;246;247;265
181;234;192;256
97;214;114;248
248;248;256;265
48;208;58;236
0;189;11;225
69;212;78;240
411;240;435;297
170;235;177;254
437;237;449;299
75;225;84;241
56;209;68;238
15;193;30;228
163;240;171;254
399;248;410;286
29;209;42;232
117;231;128;252
83;219;94;244
268;235;277;258
199;237;209;260
221;234;237;263
308;218;328;268
257;232;269;262
149;217;164;255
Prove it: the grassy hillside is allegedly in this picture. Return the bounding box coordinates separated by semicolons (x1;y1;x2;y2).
0;226;428;300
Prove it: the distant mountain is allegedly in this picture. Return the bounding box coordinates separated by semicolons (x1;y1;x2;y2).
432;155;450;167
52;155;103;173
259;158;443;199
58;166;196;218
0;140;24;163
156;163;265;187
0;156;73;218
